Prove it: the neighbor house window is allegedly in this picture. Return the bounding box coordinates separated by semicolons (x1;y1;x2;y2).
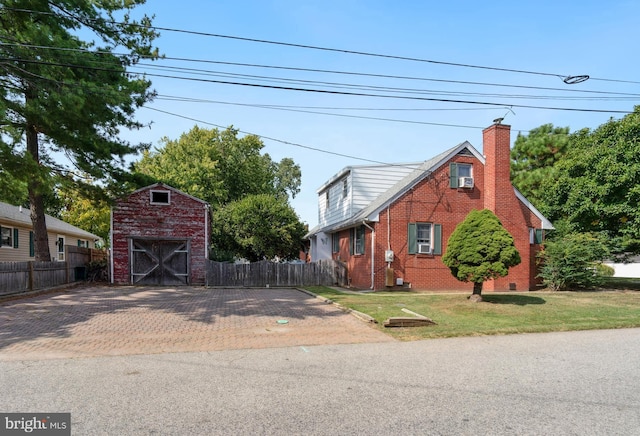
350;225;365;255
332;233;340;253
57;236;65;261
325;191;330;209
342;179;348;198
150;190;170;204
408;222;443;255
77;239;88;248
1;226;14;248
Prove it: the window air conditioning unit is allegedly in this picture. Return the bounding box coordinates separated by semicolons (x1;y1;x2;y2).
459;177;474;188
417;243;431;254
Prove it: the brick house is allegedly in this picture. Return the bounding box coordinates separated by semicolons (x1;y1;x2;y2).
110;183;210;285
306;122;553;291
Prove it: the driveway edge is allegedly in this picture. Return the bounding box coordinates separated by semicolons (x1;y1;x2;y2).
295;287;378;324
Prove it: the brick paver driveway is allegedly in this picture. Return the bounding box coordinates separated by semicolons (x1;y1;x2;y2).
0;286;393;361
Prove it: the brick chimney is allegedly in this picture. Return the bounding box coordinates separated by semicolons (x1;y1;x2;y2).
483;122;515;215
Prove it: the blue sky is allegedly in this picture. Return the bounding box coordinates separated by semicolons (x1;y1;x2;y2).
118;0;640;227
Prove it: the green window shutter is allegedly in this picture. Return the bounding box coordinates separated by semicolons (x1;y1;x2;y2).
78;239;82;247
349;228;354;255
535;229;544;244
433;224;442;255
408;223;417;254
449;163;458;188
13;228;18;248
29;231;34;257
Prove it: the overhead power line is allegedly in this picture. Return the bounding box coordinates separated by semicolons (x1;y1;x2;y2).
3;6;640;85
146;107;396;166
3;57;634;114
4;41;637;97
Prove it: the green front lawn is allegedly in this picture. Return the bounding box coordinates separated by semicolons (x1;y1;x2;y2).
304;286;640;341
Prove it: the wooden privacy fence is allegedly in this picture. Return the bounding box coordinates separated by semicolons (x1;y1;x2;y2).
206;259;348;288
0;262;69;297
0;246;108;297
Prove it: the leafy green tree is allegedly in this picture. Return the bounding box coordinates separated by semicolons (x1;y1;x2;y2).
135;126;301;208
542;107;640;255
442;209;521;301
0;1;159;260
210;194;306;262
510;124;570;210
537;232;610;291
58;187;111;245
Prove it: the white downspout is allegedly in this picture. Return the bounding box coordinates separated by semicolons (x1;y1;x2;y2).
362;221;375;290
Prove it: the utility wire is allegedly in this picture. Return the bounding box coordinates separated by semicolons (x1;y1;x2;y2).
154;96;488;129
4;52;637;102
2;6;639;85
2;56;633;113
146;107;397;166
3;41;639;97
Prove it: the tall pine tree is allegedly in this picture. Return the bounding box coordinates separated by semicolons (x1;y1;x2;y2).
0;1;159;260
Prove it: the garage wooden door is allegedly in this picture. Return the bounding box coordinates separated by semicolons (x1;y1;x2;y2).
131;239;190;285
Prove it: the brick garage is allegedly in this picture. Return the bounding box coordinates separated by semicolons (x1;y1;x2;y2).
110;183;210;285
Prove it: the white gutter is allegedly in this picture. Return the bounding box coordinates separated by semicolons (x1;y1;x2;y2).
362;221;375;289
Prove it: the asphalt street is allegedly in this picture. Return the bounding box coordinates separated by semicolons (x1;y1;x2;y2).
1;328;639;435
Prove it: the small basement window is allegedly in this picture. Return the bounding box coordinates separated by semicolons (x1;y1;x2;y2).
150;190;170;205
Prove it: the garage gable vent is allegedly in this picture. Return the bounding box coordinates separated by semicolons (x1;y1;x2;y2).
150;190;170;205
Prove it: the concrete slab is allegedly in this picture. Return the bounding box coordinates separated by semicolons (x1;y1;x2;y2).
0;286;393;361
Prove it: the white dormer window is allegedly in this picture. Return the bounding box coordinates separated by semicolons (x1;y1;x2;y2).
151;190;170;205
342;179;348;198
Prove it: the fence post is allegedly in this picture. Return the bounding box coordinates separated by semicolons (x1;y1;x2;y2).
28;261;34;292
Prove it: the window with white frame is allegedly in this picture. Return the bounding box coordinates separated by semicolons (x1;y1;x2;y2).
1;226;13;248
150;190;170;205
325;190;330;209
416;223;432;254
449;162;473;188
77;239;88;248
408;222;443;255
57;236;65;261
457;164;472;178
342;179;348;198
332;233;340;253
351;226;365;255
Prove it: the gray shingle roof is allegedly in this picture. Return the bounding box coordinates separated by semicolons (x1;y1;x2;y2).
307;140;554;236
0;202;100;240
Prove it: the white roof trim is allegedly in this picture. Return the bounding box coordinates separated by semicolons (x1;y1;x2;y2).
514;188;555;230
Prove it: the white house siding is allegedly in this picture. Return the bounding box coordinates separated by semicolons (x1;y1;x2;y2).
310;231;333;261
350;165;419;212
0;225;31;262
317;163;421;228
0;225;96;263
604;260;640;278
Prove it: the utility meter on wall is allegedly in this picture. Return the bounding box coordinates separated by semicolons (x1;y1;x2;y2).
384;250;394;262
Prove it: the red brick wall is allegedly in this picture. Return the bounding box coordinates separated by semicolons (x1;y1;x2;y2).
338;125;545;292
112;186;209;285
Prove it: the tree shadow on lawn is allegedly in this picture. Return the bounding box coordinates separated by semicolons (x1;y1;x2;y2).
481;294;546;305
